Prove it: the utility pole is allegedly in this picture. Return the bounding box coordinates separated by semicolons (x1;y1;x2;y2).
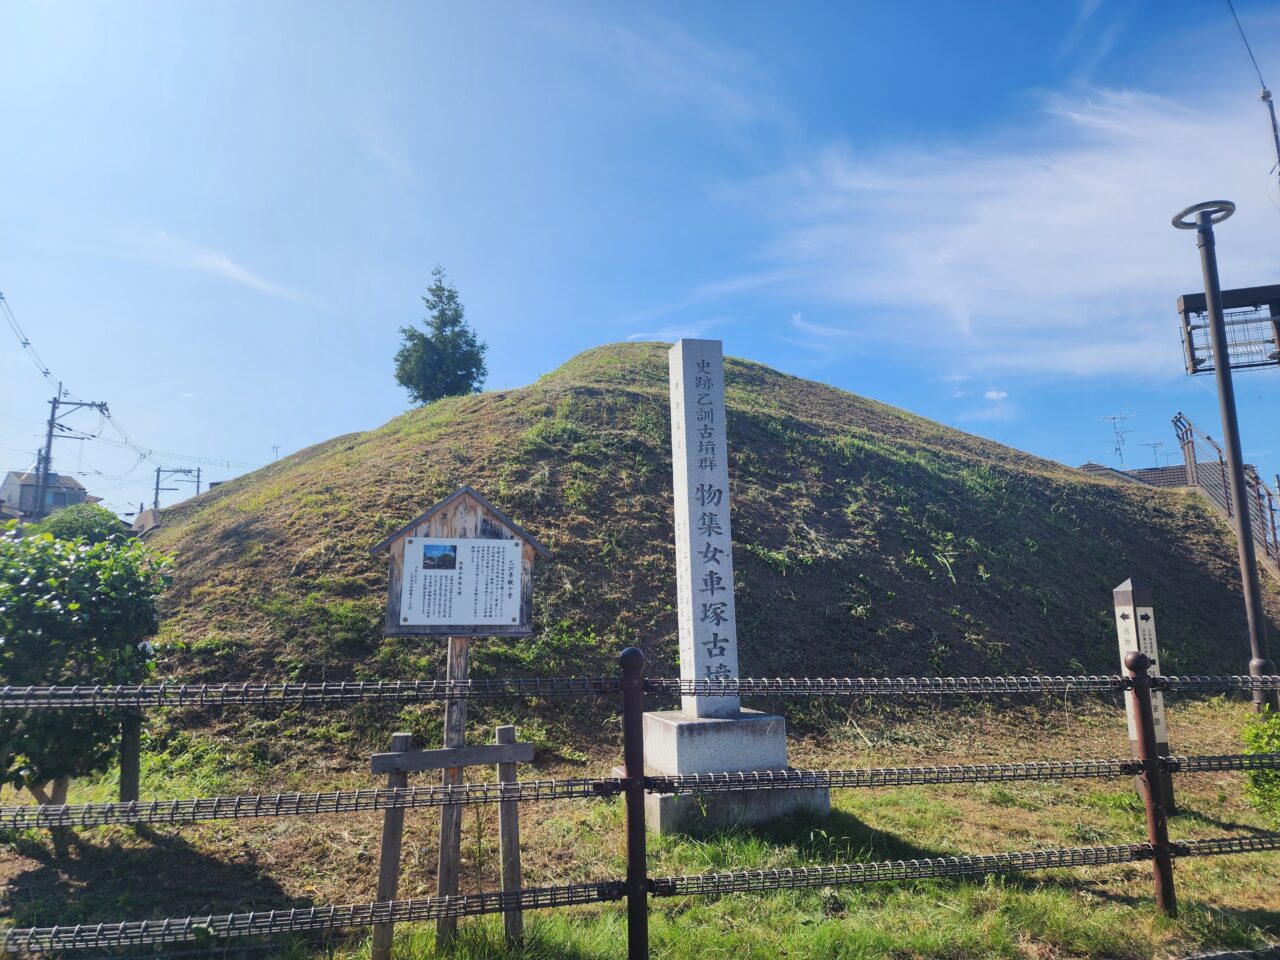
32;383;109;520
1173;200;1278;711
152;466;199;510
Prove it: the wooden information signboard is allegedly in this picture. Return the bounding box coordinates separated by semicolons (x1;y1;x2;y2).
371;484;549;637
370;486;549;951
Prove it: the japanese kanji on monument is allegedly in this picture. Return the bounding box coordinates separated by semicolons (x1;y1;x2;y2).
638;339;829;833
670;338;740;718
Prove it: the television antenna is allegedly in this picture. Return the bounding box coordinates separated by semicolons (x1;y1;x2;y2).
1140;440;1165;467
1099;415;1134;465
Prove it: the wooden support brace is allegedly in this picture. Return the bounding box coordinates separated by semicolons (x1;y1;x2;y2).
372;742;532;775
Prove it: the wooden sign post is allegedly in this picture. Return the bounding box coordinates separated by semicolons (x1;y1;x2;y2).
371;486;549;952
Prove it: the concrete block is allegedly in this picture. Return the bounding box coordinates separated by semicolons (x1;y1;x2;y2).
645;785;831;834
636;708;831;834
642;709;787;776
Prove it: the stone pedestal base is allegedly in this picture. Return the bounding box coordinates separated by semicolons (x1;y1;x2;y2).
644;783;831;834
638;708;831;835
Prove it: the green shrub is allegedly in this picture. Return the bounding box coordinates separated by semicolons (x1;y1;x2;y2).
29;503;127;544
1242;708;1280;825
0;521;170;797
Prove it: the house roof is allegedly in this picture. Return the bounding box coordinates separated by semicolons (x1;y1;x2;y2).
370;484;551;558
3;470;89;492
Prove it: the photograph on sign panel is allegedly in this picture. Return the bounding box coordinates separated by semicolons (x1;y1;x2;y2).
422;544;457;571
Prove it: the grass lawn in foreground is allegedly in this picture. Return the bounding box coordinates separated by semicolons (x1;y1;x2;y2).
2;698;1277;959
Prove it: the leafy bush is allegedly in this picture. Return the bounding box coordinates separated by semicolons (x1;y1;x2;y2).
0;521;170;796
29;502;127;544
1242;708;1280;826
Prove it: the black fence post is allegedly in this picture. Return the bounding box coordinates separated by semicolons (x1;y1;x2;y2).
619;647;649;960
1124;651;1177;917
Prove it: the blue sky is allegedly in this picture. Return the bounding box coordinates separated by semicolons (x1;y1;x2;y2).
2;1;1279;515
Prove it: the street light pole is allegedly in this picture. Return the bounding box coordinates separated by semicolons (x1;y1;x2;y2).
1174;201;1278;711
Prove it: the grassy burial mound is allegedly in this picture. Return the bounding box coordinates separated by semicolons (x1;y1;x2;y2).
151;342;1278;692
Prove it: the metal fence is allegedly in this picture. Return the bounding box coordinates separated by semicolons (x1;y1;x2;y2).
1174;411;1280;574
4;654;1280;958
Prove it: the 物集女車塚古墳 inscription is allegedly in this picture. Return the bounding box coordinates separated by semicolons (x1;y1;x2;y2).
670;339;740;718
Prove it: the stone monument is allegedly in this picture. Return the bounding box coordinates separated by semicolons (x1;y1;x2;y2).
643;339;829;832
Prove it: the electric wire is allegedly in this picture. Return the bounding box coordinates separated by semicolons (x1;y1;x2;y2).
0;292;56;384
1226;0;1267;89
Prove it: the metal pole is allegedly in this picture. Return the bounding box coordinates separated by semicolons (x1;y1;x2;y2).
1124;651;1176;917
619;647;649;960
1181;204;1278;711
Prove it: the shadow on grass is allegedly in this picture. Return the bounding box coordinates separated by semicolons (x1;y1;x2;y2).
658;804;1280;935
1170;805;1272;835
4;825;310;930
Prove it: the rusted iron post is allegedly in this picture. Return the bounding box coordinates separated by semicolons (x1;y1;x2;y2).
619;647;649;960
372;732;413;960
495;724;523;944
1125;651;1176;917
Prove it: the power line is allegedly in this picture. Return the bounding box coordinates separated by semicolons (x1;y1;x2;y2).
1224;0;1280;190
1226;0;1267;89
2;290;261;477
0;292;57;384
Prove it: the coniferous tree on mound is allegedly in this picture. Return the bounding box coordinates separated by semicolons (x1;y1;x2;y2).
394;265;488;405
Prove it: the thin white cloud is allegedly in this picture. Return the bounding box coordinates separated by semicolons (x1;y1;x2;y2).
533;10;785;130
354;118;420;187
140;231;316;305
984;389;1009;400
626;319;724;342
789;312;853;338
959;401;1019;423
747;86;1280;378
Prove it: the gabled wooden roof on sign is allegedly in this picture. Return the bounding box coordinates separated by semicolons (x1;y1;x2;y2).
369;484;551;558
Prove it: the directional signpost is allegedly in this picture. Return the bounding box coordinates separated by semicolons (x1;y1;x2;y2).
1114;579;1174;810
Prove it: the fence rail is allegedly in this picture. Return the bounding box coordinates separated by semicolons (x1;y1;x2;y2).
9;754;1280;830
9;833;1278;956
7;674;1280;710
647;753;1280;795
3;882;625;955
0;677;621;710
0;778;623;829
649;842;1151;897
